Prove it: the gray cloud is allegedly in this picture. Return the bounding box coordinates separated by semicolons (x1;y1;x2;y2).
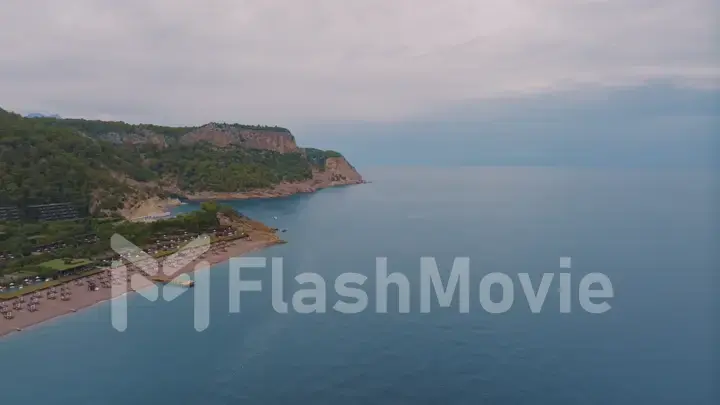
1;0;717;125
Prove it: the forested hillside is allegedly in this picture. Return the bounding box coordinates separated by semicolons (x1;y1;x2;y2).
147;144;312;191
0;109;150;212
0;108;346;217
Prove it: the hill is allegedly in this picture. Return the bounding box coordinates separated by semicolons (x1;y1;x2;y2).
0;108;363;219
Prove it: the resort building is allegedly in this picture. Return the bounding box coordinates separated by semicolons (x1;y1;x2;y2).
25;203;80;222
0;206;20;221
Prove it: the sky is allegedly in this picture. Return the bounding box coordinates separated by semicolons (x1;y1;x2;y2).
1;0;718;126
294;83;719;168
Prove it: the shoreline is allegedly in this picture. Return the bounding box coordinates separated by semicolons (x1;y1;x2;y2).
0;237;281;339
128;180;366;219
183;179;366;202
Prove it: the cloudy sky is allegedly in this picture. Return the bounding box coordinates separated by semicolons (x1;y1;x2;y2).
1;0;718;125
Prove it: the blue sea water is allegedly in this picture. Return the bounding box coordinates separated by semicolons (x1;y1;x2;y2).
0;167;716;404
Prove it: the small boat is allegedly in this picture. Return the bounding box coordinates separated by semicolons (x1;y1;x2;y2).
152;276;195;288
169;279;195;288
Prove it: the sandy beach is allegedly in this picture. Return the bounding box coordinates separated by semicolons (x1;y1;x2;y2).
0;237;280;338
122;197;182;221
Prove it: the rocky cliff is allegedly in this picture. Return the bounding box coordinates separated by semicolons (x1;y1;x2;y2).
322;156;363;184
84;121;298;154
179;123;299;153
101;124;364;211
78;121;363;189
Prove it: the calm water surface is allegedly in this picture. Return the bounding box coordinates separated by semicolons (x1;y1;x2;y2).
0;167;716;404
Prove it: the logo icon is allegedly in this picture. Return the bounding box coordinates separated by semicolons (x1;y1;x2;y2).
109;233;212;332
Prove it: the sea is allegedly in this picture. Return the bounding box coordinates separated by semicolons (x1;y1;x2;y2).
0;167;716;404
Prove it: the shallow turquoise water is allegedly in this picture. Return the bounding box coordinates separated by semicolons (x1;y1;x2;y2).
0;167;716;404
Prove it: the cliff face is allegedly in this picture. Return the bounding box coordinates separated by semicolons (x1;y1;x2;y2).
83;122;361;188
321;157;363;183
179;123;299;153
